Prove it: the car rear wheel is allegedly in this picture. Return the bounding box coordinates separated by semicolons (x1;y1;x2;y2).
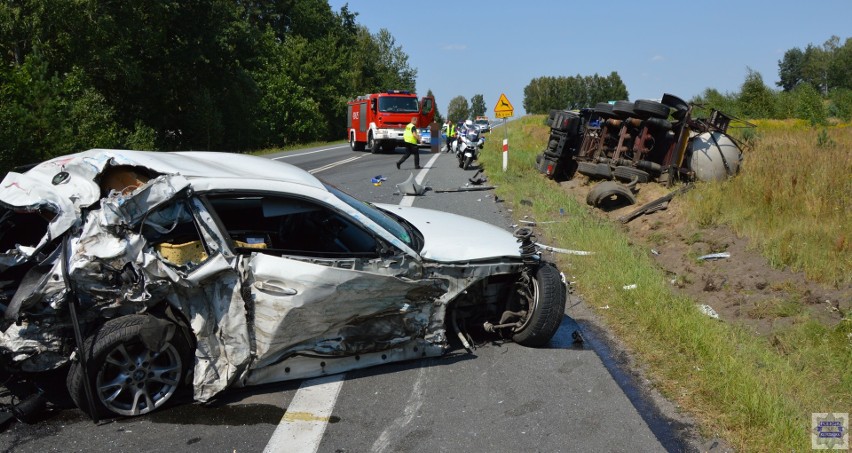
67;315;192;419
512;264;566;347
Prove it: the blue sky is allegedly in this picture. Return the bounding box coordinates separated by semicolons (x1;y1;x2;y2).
328;0;851;118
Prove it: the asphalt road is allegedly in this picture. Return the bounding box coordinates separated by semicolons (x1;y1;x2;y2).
0;143;693;453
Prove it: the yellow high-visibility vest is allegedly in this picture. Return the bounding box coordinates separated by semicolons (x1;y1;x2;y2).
403;123;417;144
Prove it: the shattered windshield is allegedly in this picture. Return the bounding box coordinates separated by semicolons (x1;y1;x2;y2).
324;184;417;249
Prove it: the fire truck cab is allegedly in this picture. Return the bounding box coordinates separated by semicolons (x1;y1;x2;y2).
347;90;435;153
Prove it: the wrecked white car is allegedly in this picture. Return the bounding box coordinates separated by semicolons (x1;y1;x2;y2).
0;149;566;420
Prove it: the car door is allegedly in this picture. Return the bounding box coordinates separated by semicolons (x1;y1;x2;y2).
204;193;442;378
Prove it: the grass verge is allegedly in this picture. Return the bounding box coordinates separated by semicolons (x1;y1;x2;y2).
479;117;851;452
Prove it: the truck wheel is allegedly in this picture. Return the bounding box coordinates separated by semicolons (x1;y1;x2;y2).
633;100;670;119
594;102;617;119
368;134;380;154
350;132;365;151
613;165;651;183
512;263;566;347
586;180;636;209
382;143;396;153
67;315;193;419
612;100;636;119
577;161;612;179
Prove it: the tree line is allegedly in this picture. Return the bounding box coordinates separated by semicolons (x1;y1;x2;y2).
2;1;849;175
0;0;416;173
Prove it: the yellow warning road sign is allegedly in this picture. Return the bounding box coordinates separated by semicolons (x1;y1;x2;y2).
494;93;514;118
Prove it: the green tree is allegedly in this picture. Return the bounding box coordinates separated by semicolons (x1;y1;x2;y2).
737;69;776;118
470;94;486;118
791;83;827;125
447;96;469;123
777;48;805;91
523;72;627;114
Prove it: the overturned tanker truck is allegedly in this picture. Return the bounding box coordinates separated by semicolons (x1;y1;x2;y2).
535;93;752;207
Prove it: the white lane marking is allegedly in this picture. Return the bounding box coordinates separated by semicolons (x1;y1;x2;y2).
399;152;441;207
272;145;350;159
309;155;365;174
371;365;428;453
263;374;345;453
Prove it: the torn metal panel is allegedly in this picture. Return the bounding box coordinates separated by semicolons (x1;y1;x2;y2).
0;172;77;256
243;253;443;371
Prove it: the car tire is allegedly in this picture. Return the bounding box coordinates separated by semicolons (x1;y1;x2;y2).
350;132;365;151
512;263;566;347
67;314;192;419
633;100;670;119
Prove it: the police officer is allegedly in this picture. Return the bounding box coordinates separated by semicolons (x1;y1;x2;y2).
397;117;421;169
444;121;456;153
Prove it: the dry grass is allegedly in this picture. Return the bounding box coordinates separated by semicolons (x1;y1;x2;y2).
688;126;852;286
477;116;851;452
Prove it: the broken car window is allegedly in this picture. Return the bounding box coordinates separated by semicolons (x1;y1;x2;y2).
141;200;208;269
206;195;380;258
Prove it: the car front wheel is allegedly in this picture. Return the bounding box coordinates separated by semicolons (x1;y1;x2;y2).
512;263;566;347
67;314;192;418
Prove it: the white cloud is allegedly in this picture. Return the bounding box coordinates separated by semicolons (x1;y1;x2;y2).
651;55;665;62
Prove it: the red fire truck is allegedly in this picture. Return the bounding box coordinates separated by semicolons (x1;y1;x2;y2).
347;90;435;153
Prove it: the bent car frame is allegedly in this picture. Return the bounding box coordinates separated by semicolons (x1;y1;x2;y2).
0;149;566;420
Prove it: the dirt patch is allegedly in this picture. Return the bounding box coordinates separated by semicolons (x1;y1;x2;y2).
559;177;851;336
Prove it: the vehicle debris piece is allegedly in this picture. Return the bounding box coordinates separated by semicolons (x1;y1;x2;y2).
534;243;593;256
433;186;496;193
395;173;428;195
698;252;731;261
617;183;693;224
623;284;638;290
0;149;568;421
697;304;720;319
370;175;387;186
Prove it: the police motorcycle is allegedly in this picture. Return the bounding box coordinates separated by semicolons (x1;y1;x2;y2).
456;120;486;170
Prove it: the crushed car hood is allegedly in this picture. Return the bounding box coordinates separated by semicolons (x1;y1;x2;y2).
374;204;520;262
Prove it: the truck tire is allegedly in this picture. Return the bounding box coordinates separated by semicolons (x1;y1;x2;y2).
594;102;617;119
577;161;612;179
612;100;636;119
368;133;380;154
613;165;651;183
512;263;566;347
633;100;670;119
350;132;365;151
586;181;636;209
382;143;397;153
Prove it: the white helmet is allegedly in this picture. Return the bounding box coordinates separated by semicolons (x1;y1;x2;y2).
464;119;473;127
